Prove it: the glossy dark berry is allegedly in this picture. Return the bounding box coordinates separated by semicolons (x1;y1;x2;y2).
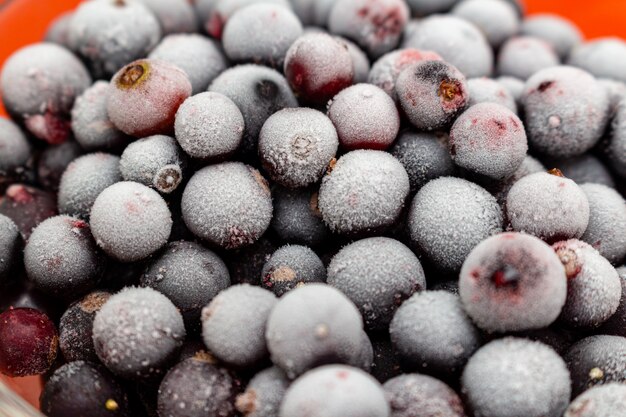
564;383;626;417
0;184;57;240
599;266;626;337
567;38;626;83
0;118;31;175
0;214;22;285
37;140;83;191
261;245;326;296
236;367;289;417
137;0;198;35
521;14;583;59
0;307;58;377
451;0;519;48
466;77;517;112
497;36;560;80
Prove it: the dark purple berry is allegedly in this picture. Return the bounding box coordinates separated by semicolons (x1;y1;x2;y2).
261;245;326;296
0;118;31;175
37;140;83;191
466;77;517;112
548;155;615;188
599;266;626;337
0;184;57;240
235;367;289;417
0;214;22;286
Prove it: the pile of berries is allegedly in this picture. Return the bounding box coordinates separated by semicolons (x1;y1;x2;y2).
1;0;626;416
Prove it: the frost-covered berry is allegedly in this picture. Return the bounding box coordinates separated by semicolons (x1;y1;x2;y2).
396;60;469;131
261;245;326;296
328;237;425;330
284;33;354;105
405;0;457;16
459;232;568;332
0;118;30;175
402;15;493;78
522;66;610;158
552;240;621;328
521;14;582;59
327;84;400;151
90;182;172;262
506;171;590;242
182;162;272;249
491;155;545;206
549;155;615;188
108;59;192;138
202;284;277;367
383;373;467;417
141;241;230;328
466;77;517;112
327;0;409;58
389;132;454;194
0;184;58;240
338;37;370;83
497;37;560;80
390;291;481;376
608;100;626;178
45;11;73;47
0;214;21;284
564;383;626;417
24;216;104;300
68;0;161;79
223;4;303;68
0;43;91;144
149;34;227;95
236;367;289;417
564;335;626;396
58;153;121;219
408;177;503;272
120;135;187;194
568;38;626;83
137;0;198;35
203;0;290;39
452;0;519;48
93;287;185;379
497;75;526;105
318;150;410;235
462;338;571;417
266;284;365;378
279;365;390;417
37;140;81;191
599;266;626;337
450;102;527;180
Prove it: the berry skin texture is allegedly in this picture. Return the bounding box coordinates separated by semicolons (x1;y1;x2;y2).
318;150;410;235
564;383;626;417
328;237;425;330
450;102;527;181
284;33;354;105
497;37;560;81
92;287;185;380
40;361;130;417
45;11;73;48
265;284;365;379
0;214;21;285
396;60;469;131
0;118;31;174
181;162;273;250
549;154;616;188
338;37;371;84
327;0;410;58
120;135;187;194
521;14;583;60
0;308;58;377
0;43;91;145
568;38;626;83
0;184;58;240
466;77;518;113
108;59;192;138
408;177;503;273
491;155;546;206
203;0;290;39
37;140;83;192
564;335;626;397
462;338;571;417
261;245;326;296
599;266;626;337
390;291;481;377
24;215;105;300
90;182;172;262
383;373;468;417
202;284;277;368
327;84;400;151
497;75;526;105
522;66;610;158
553;240;622;328
459;232;568;332
136;0;198;35
451;0;520;48
279;365;390;417
259;108;338;188
140;241;230;329
236;367;290;417
608;100;626;178
157;356;240;417
58;153;121;220
506;171;590;243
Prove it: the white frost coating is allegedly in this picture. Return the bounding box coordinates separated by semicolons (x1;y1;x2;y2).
90;181;172;262
92;287;185;379
492;155;545;206
609;100;626;177
581;184;626;264
452;0;520;48
270;186;329;247
402;15;493;78
207;0;292;37
568;38;626;83
280;365;390;417
405;0;457;16
466;78;517;112
181;162;273;249
408;177;503;272
507;172;590;242
136;0;198;35
564;383;626;417
0;118;30;172
318;150;410;235
201;284;277;367
338;37;370;83
521;14;583;59
549;154;615;188
236;367;290;417
261;244;326;296
497;36;560;80
149;34;227;94
260;108;338;188
497;75;525;104
462;338;571;417
0;214;20;279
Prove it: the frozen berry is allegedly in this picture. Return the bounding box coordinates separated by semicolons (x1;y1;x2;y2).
599;266;626;337
203;0;290;39
137;0;198;35
259;108;338;188
491;155;546;205
549;155;615;188
390;291;481;376
452;0;519;48
261;245;326;296
0;214;21;285
90;182;172;262
449;102;527;180
608;100;626;178
405;0;457;16
224;237;278;286
58;153;121;219
459;232;568;332
318;150;410;235
93;287;185;379
236;367;289;417
108;59;192;138
396;60;469;131
599;78;626;116
0;118;31;175
182;162;272;249
338;37;371;83
0;307;58;377
466;77;517;113
521;14;583;59
497;37;560;80
37;140;83;191
506;171;590;242
564;383;626;417
0;184;57;239
568;38;626;83
45;11;73;47
497;75;526;105
408;177;503;272
0;43;91;144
